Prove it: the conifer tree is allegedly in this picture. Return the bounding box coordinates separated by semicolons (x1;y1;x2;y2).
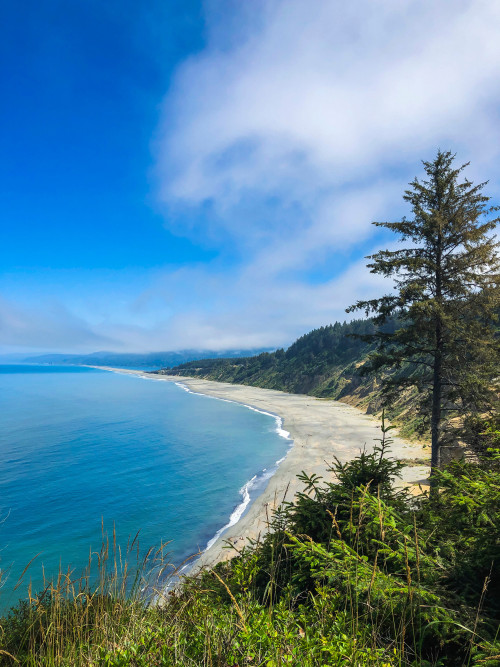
348;151;500;486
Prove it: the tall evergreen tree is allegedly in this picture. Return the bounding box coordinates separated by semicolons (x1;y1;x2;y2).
348;151;500;485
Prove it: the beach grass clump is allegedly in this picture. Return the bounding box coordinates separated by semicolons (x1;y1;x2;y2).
1;435;500;665
0;530;175;666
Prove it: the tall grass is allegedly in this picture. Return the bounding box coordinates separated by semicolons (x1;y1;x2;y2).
0;523;180;665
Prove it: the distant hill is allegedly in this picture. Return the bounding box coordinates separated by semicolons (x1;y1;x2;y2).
23;348;272;370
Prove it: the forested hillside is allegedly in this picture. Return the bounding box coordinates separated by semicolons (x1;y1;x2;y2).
163;319;370;390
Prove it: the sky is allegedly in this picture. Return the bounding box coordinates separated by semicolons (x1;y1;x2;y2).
2;0;500;354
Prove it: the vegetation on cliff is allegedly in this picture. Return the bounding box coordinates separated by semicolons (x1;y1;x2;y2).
162;319;430;441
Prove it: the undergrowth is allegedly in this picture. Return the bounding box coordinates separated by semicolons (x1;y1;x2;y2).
1;417;499;665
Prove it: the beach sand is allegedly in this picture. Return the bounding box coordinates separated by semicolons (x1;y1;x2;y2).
96;367;429;572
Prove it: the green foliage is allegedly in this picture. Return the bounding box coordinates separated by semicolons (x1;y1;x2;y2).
288;413;407;548
197;438;500;666
164;317;444;442
331;414;403;495
462;415;500;459
418;460;500;619
165;318;434;434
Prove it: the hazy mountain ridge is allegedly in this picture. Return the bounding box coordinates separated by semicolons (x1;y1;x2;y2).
22;348;272;369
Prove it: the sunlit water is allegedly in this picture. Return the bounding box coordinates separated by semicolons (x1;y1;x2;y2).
0;366;291;611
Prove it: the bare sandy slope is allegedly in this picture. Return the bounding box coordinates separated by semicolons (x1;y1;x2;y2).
95;367;429;572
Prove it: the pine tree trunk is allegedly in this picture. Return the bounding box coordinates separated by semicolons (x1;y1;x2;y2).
430;218;443;498
430;344;442;497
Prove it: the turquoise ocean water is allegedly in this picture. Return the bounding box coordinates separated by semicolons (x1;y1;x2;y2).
0;366;291;610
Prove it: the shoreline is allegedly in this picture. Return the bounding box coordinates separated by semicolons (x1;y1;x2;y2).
93;366;430;574
174;379;293;556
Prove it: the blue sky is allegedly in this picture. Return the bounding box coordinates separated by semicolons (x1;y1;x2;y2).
2;0;500;354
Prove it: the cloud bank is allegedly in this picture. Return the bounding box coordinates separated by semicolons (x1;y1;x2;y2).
159;0;500;249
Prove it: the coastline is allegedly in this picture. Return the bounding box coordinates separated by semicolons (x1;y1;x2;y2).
93;367;430;573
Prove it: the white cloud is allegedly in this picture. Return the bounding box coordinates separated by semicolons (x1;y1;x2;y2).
104;252;392;351
157;0;500;255
0;248;392;354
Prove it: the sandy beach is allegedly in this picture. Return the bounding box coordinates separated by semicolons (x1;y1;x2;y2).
96;367;429;572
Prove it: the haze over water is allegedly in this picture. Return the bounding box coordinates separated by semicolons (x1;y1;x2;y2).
0;366;290;610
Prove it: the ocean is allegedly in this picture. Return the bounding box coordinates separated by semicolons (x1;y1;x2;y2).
0;365;291;611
